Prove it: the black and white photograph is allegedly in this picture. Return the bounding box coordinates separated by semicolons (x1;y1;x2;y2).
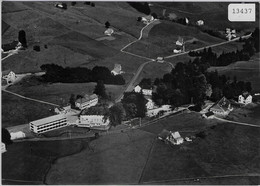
1;0;260;185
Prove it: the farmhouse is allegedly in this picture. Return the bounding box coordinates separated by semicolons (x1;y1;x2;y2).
134;85;153;96
1;143;7;153
75;94;98;110
29;114;68;134
10;131;26;140
141;15;154;24
77;115;110;130
209;97;233;116
238;92;252;105
147;105;171;117
2;70;17;84
202;111;214;119
146;98;155;110
104;28;114;36
196;20;204;26
158;129;184;145
111;64;123;75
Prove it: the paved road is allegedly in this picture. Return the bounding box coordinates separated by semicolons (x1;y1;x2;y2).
214;116;260;128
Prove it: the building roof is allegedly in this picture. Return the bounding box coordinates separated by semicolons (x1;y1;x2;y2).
111;64;122;74
158;129;171;139
210;97;231;112
30;114;66;126
75;94;98;104
204;111;214;117
171;131;181;139
2;70;13;76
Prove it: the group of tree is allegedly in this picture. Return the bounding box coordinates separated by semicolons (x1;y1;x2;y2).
151;59;252;109
188;28;259;66
84;2;95;7
18;30;27;48
40;64;125;85
128;2;150;15
2;128;12;145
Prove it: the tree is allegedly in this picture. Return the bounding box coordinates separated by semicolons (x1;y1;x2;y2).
94;80;108;99
109;103;126;126
18;30;27;48
105;21;110;28
151;12;158;19
2;128;12;145
124;103;137;119
137;17;142;22
69;94;76;108
71;2;76;6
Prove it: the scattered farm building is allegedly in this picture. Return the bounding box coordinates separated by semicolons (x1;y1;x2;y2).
29;114;68;134
76;115;110;130
156;57;164;63
238;92;252;105
147;105;171;117
1;143;7;153
196;20;204;26
209;97;233;116
104;28;114;36
75;94;98;110
10;131;26;140
226;28;236;41
2;70;17;84
111;64;124;75
146;98;155;110
141;15;154;24
158;129;184;145
134;85;153;96
202;111;214;119
54;105;71;114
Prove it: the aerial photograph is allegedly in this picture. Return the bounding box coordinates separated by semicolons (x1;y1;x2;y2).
1;1;260;185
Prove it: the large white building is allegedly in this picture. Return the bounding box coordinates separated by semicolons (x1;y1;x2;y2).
2;70;16;84
30;114;68;134
75;94;98;110
77;115;110;130
209;97;233;116
238;92;252;105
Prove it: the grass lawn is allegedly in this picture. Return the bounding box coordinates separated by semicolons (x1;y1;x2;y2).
45;129;155;184
208;53;260;92
2;139;90;184
1;91;54;128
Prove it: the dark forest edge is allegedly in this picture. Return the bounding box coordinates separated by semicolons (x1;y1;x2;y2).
40;65;125;85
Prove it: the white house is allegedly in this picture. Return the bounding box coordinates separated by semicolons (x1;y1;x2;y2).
134;85;153;96
196;20;204;26
238;92;252;105
141;15;154;24
2;70;17;84
77;115;110;130
168;131;184;145
209;97;233;116
1;142;7;153
111;64;123;75
55;105;71;114
146;98;155;110
147;105;171;117
75;94;98;110
156;57;164;63
104;28;114;36
226;28;236;41
10;131;26;140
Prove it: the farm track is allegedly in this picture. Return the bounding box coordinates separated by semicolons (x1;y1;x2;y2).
214;116;260;128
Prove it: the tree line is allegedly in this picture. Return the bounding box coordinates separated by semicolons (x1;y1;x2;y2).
40;64;125;85
189;28;259;66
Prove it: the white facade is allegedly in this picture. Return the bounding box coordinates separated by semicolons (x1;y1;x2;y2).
75;94;98;110
134;85;152;96
10;131;26;140
1;143;7;153
238;95;252;105
104;28;114;36
146;98;155;110
30;114;67;134
2;71;16;84
196;20;204;26
77;115;110;129
141;15;154;24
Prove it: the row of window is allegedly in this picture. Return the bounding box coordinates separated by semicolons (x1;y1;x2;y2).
31;119;66;129
36;123;67;133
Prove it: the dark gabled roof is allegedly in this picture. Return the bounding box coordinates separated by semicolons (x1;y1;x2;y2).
205;111;214;117
75;94;98;104
210;97;231;112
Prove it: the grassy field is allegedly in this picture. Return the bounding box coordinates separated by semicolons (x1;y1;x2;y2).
2;139;91;184
45;129;155;184
1;91;54;128
208;53;260;92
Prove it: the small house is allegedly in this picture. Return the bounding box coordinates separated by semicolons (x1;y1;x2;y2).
2;70;17;84
202;111;214;119
141;15;154;24
209;97;233;116
238;92;252;105
196;20;204;26
75;94;98;110
104;28;114;36
1;143;6;153
111;64;123;75
156;57;164;63
134;85;152;96
146;98;155;110
158;129;184;145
